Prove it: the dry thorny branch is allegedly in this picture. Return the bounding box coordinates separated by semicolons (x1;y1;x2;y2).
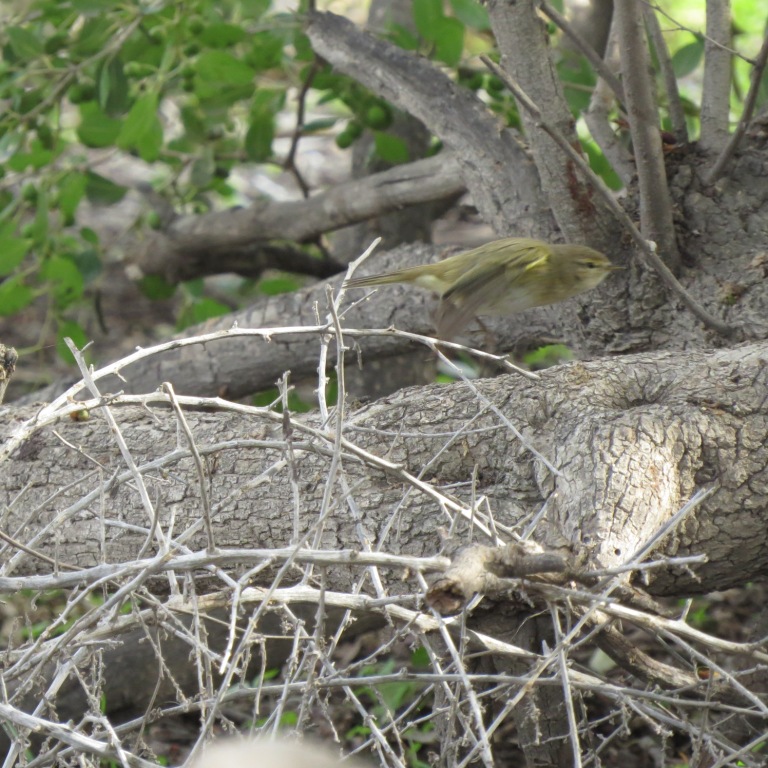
1;265;767;767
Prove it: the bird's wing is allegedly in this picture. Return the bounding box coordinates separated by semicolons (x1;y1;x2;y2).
436;245;549;338
436;260;511;338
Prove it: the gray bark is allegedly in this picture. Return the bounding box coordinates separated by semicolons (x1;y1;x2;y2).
4;343;768;594
487;0;619;249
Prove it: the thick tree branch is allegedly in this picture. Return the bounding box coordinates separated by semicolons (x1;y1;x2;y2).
4;341;768;761
583;17;634;186
486;0;618;249
700;0;732;153
134;153;466;282
305;11;554;239
614;0;681;270
4;341;768;595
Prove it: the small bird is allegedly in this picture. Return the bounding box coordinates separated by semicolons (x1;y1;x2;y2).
345;236;621;337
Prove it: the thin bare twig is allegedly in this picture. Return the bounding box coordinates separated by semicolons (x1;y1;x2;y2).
584;15;635;185
705;25;768;184
163;381;216;552
643;5;688;143
283;57;322;199
64;339;176;571
551;606;583;768
647;2;753;62
537;0;625;103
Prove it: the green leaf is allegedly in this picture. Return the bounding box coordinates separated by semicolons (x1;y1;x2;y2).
449;0;490;30
244;90;284;161
258;276;300;295
0;275;34;315
6;139;56;173
672;38;704;77
80;227;100;245
433;17;464;66
198;23;248;48
77;102;122;148
558;56;596;114
373;132;410;164
140;117;163;162
0;235;31;276
292;30;313;62
65;248;102;284
582;139;623;191
244;31;284;71
7;27;44;60
71;0;117;13
84;171;127;204
0;131;24;162
522;343;573;370
185;278;205;298
413;0;444;41
56;320;90;365
177;297;230;329
245;111;274;161
180;105;207;141
117;93;163;161
139;274;176;300
98;57;130;116
27;191;50;245
302;117;337;134
72;17;113;58
57;172;88;220
241;0;271;18
388;24;421;51
41;255;84;306
194;50;255;102
411;646;430;668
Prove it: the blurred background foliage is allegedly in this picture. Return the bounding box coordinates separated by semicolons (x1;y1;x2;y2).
0;0;764;371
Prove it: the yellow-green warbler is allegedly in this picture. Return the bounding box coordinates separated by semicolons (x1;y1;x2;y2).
345;236;621;337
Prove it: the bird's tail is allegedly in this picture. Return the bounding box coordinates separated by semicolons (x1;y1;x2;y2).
344;269;415;288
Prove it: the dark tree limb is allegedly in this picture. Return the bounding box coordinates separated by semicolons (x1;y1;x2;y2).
305;11;555;239
132;152;466;282
0;345;17;405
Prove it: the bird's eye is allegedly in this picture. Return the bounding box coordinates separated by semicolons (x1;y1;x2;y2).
585;261;597;269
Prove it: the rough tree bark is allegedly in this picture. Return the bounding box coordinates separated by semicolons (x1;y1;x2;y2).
5;343;767;590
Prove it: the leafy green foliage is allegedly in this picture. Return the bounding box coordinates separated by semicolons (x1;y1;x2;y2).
177;294;230;330
0;1;298;363
558;55;597;115
522;343;573;370
412;0;464;66
671;36;705;77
